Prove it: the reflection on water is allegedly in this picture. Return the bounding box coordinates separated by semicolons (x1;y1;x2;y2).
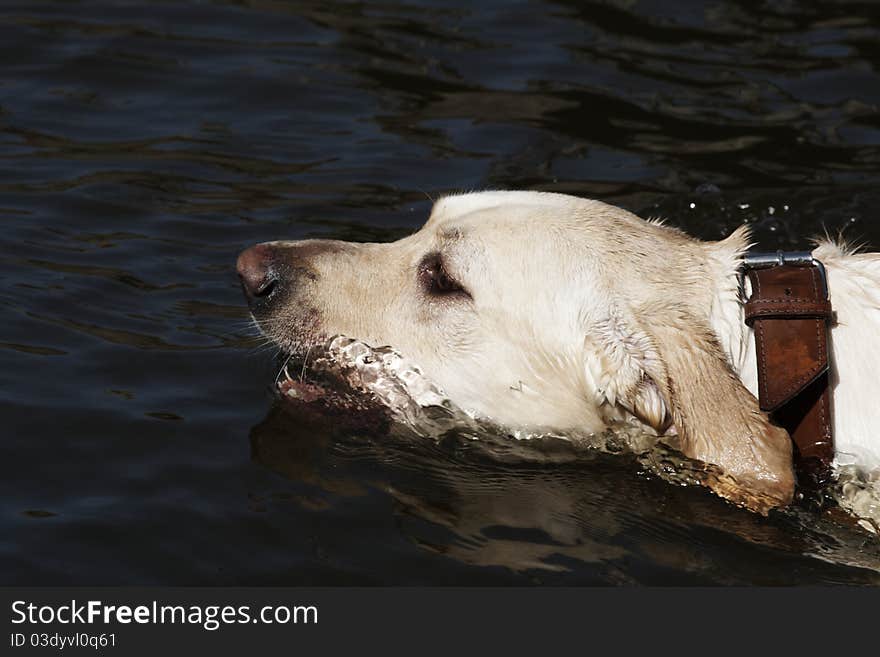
1;0;879;584
252;402;880;584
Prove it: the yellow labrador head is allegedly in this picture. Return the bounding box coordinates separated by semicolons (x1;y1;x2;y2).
237;191;794;511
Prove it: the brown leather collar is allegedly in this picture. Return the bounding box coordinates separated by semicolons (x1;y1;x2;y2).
742;252;834;498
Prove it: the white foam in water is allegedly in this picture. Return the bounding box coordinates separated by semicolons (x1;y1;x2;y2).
833;466;880;533
315;336;484;436
305;336;880;532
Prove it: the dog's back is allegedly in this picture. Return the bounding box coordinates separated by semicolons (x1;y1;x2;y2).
817;243;880;467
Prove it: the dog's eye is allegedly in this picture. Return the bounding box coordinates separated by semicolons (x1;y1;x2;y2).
418;253;469;298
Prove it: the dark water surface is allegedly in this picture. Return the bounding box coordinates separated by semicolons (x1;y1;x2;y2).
3;0;880;585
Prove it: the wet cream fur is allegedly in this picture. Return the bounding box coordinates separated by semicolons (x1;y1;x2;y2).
258;191;880;512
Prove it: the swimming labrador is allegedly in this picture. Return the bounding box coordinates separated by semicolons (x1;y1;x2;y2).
237;191;880;512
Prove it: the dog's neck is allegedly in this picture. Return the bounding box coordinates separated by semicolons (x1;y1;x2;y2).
703;227;760;397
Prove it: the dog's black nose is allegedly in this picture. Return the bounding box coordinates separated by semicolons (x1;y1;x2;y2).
236;243;279;303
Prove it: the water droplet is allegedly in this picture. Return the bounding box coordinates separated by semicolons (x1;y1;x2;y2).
694;183;720;195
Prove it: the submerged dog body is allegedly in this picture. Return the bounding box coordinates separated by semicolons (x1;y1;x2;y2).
238;191;880;511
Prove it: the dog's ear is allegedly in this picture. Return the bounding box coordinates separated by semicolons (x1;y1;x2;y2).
588;307;794;513
585;314;674;434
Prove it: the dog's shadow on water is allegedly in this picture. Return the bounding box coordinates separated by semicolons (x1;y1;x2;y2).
249;401;880;585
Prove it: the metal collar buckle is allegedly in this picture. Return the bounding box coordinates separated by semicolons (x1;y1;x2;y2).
741;250;828;300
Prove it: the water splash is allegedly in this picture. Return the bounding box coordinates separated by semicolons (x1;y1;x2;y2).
833;466;880;534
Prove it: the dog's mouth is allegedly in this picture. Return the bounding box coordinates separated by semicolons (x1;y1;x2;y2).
274;341;372;413
273;336;460;427
277;361;337;403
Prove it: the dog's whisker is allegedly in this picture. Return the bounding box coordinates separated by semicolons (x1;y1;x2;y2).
300;345;315;382
274;352;295;388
